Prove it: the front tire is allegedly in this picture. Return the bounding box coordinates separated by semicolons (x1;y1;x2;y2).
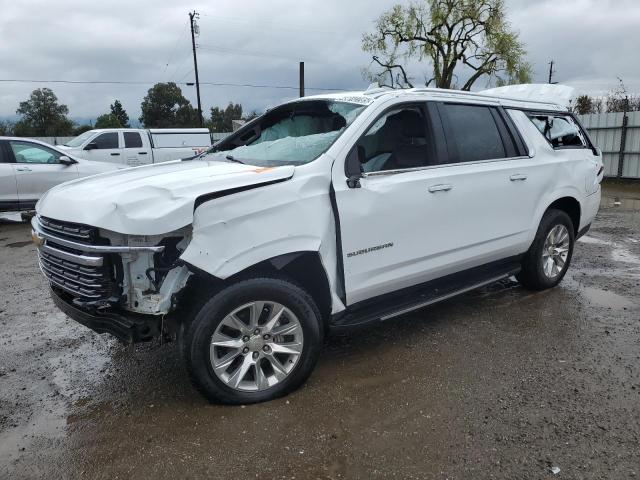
183;277;323;404
517;209;575;290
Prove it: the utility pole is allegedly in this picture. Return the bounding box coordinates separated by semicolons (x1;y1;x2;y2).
299;61;305;98
548;60;557;84
189;11;203;126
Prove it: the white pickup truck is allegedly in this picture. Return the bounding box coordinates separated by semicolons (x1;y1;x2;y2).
58;128;212;166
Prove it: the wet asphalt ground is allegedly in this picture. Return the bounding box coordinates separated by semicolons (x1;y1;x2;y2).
1;182;639;480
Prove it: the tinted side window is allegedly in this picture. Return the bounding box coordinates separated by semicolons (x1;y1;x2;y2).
357;106;435;172
93;133;119;149
9;141;61;164
527;113;587;148
440;104;507;163
124;132;143;148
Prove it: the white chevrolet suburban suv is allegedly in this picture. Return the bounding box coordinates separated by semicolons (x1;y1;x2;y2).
32;86;603;404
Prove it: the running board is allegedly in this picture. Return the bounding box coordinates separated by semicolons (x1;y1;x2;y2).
330;257;522;329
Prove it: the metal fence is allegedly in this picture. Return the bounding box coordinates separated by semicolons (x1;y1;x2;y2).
578;112;640;179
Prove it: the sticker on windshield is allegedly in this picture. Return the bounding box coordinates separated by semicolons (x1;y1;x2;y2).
335;96;373;105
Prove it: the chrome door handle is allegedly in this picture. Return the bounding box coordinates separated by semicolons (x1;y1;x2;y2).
428;183;453;193
15;166;32;172
510;174;528;181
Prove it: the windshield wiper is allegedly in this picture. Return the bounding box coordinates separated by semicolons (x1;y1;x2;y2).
225;154;244;164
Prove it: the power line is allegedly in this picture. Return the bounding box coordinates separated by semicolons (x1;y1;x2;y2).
0;78;348;91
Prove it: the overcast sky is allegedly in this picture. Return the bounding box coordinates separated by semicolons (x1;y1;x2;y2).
1;0;639;123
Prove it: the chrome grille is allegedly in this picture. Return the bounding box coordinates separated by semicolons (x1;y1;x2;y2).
35;216;117;301
39;216;97;243
39;249;115;300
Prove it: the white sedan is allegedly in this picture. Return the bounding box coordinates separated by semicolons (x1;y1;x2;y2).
0;137;122;212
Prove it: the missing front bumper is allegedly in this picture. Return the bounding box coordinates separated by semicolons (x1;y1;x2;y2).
50;288;161;344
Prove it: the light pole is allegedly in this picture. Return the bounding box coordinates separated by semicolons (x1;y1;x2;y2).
189;11;203;127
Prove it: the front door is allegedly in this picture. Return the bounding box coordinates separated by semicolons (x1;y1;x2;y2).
332;101;533;306
84;132;121;164
8;140;78;208
0;142;19;211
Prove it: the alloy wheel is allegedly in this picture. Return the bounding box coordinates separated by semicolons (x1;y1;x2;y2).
209;301;304;391
542;224;570;279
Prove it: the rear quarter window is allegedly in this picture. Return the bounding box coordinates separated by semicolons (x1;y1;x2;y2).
526;113;587;149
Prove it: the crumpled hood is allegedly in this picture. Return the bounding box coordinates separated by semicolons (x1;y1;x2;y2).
36;159;295;235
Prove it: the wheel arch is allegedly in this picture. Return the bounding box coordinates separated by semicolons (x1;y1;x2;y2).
546;196;581;235
183;251;333;327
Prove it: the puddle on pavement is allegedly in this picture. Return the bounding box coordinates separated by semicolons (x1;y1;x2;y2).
577;234;640;266
578;235;609;245
5;241;32;248
0;311;116;467
579;285;635;310
612;245;640;265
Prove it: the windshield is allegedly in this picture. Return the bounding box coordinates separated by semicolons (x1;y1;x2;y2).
64;130;95;147
206;99;368;166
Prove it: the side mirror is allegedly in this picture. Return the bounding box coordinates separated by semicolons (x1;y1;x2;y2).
84;142;98;151
345;145;364;188
59;155;77;166
592;146;602;157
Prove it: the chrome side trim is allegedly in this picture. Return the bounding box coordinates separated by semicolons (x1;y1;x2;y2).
380;273;511;321
31;217;164;253
40;244;103;267
362;156;530;178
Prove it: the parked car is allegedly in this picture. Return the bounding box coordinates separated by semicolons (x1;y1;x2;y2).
0;137;122;212
58;128;212;166
32;85;603;404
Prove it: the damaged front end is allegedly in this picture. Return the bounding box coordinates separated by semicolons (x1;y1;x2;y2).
32;215;193;343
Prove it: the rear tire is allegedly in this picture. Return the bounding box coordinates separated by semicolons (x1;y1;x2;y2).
517;209;575;290
183;277;323;404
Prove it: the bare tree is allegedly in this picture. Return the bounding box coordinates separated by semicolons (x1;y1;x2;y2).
605;78;640;113
362;0;531;90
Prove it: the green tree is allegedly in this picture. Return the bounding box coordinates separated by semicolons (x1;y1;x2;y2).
95;113;123;128
0;120;14;135
362;0;531;90
139;82;201;128
245;110;260;121
15;88;73;135
72;124;94;135
208;103;243;132
110;100;130;128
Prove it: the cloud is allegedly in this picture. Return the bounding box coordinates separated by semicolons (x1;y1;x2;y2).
1;0;638;123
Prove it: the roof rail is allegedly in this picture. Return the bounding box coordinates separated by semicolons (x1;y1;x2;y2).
406;86;563;108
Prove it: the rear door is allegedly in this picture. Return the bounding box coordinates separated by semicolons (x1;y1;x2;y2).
8;140;79;208
431;102;546;255
0;141;19;211
122;131;150;166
